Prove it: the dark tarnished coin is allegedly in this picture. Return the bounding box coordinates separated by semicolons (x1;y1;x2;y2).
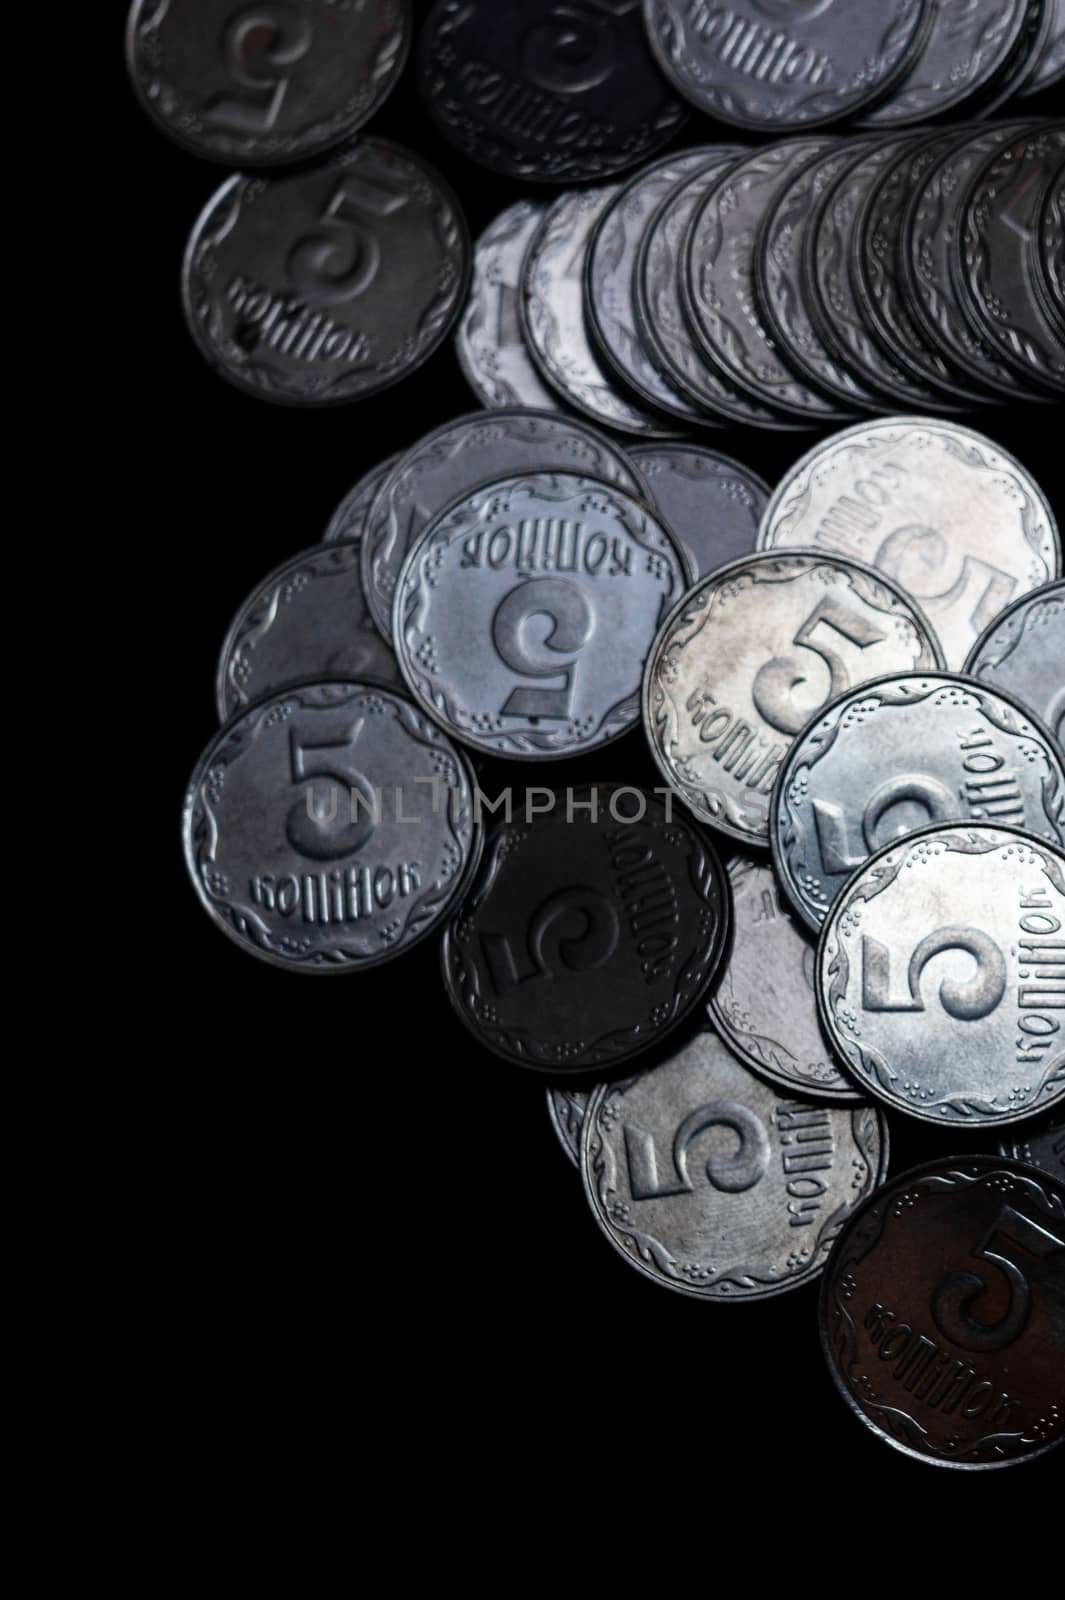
126;0;411;166
821;1155;1065;1468
773;672;1065;933
181;139;469;407
817;822;1065;1127
641;0;927;132
522;187;672;435
454;201;557;412
1019;0;1065;92
859;0;1030;127
322;451;404;544
582;1027;888;1299
361;409;647;638
547;1088;590;1166
683;139;847;424
964;580;1065;748
1035;162;1065;340
395;472;690;760
182;681;478;971
643;550;943;846
441;785;729;1070
416;0;686;183
709;855;859;1102
1000;1119;1065;1180
758;417;1062;671
216;542;401;721
627;443;769;579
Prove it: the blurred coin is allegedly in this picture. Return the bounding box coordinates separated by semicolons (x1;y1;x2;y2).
455;201;557;411
964;580;1065;747
1000;1118;1065;1179
1018;0;1065;91
547;1088;589;1167
1035;161;1065;339
858;0;1030;127
627;442;769;579
971;0;1056;111
322;452;404;544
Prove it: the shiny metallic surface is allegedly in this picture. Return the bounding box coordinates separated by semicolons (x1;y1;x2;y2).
627;444;769;579
964;580;1065;748
859;0;1030;126
547;1088;590;1167
1019;0;1065;91
1000;1117;1065;1180
322;452;405;544
455;201;557;411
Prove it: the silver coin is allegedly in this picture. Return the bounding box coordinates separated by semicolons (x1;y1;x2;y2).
965;580;1065;748
521;187;672;437
322;452;404;544
182;139;469;407
758;418;1062;671
626;443;769;579
641;0;927;131
859;0;1031;127
1000;1118;1065;1180
1019;0;1065;92
216;542;402;721
817;821;1065;1127
773;672;1065;933
581;1027;888;1301
182;681;479;972
642;550;944;846
454;201;557;412
361;408;648;639
547;1089;590;1167
395;472;690;760
709;855;859;1102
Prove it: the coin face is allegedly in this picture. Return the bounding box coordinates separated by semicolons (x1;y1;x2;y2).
758;417;1062;670
395;473;690;760
817;822;1065;1127
773;673;1065;932
454;201;557;411
1001;1118;1065;1182
322;452;405;544
441;786;730;1071
181;140;469;407
1036;164;1065;340
1020;0;1065;92
820;1155;1065;1468
626;444;769;580
643;551;944;846
547;1088;590;1167
641;0;927;131
126;0;411;166
859;0;1030;126
361;409;647;639
708;855;859;1102
216;542;402;722
965;581;1065;747
581;1028;888;1300
182;681;479;972
417;0;686;182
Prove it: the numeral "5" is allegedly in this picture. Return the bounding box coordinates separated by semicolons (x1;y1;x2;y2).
753;595;887;736
932;1203;1064;1353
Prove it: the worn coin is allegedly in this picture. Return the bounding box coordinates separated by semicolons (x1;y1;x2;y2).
627;443;769;579
454;201;557;412
183;681;479;971
441;785;730;1070
581;1027;888;1299
395;472;690;759
773;672;1065;933
1000;1118;1065;1180
643;550;943;846
964;580;1065;747
417;0;686;183
547;1088;590;1167
322;451;404;544
522;187;672;435
817;821;1065;1127
361;409;648;639
758;417;1062;670
820;1154;1065;1468
181;139;470;407
708;855;859;1102
126;0;411;166
859;0;1030;127
641;0;927;131
1019;0;1065;92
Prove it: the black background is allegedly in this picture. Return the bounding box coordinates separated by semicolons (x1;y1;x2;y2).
125;1;1063;1499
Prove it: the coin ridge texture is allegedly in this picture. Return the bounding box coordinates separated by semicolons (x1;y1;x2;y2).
546;1088;589;1167
581;1028;888;1300
964;580;1065;749
820;1155;1065;1468
454;201;556;411
322;452;405;545
858;0;1030;127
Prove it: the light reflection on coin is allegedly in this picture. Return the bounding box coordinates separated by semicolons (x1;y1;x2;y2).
455;201;557;411
627;444;769;579
965;580;1065;748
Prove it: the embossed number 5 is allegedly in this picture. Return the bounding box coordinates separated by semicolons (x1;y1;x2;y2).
285;720;376;860
287;175;408;306
480;887;618;992
932;1203;1065;1353
752;596;887;736
861;926;1006;1020
493;578;593;719
623;1102;770;1200
206;5;312;132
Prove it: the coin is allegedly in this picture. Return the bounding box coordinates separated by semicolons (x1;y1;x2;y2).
626;443;769;579
581;1027;888;1299
757;417;1062;670
708;855;859;1102
858;0;1030;127
642;550;944;846
440;785;730;1070
641;0;927;131
361;409;648;639
820;1155;1065;1468
182;681;479;971
182;139;470;407
417;0;686;183
547;1088;590;1167
1019;0;1065;92
817;821;1065;1126
522;187;672;435
964;580;1065;747
322;452;404;544
1035;161;1065;340
973;0;1056;112
454;201;558;412
395;472;690;759
1000;1118;1065;1180
772;672;1065;933
126;0;411;166
216;542;402;722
